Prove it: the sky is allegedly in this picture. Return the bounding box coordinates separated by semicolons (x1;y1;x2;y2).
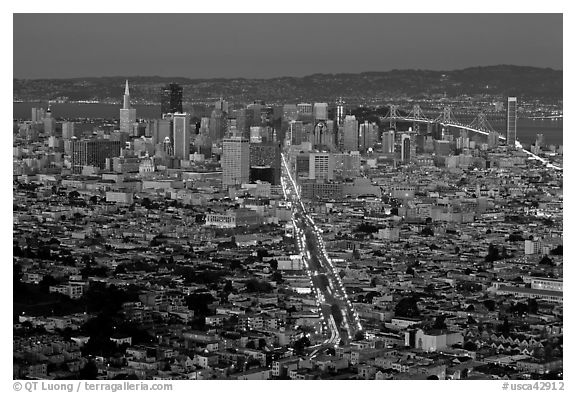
13;13;563;79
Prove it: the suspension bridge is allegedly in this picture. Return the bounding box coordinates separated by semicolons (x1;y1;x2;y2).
379;104;562;171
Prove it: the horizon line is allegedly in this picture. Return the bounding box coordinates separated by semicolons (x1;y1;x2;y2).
13;64;563;81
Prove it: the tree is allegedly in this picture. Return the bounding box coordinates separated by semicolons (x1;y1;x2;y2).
432;315;447;330
485;244;500;263
246;341;256;349
421;226;434;237
527;298;538;314
550;245;563;256
406;266;415;276
463;341;478;351
39;275;59;293
268;259;278;270
354;331;365;341
79;360;99;379
483;299;496;312
271;271;283;284
539;255;554;266
394;296;420;318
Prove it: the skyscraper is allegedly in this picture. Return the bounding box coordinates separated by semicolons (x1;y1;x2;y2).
336;98;345;127
173;113;191;160
160;83;183;117
382;130;395;154
120;80;137;134
507;97;517;146
71;139;122;174
222;137;250;187
209;108;227;141
43;105;56;136
342;115;359;151
401;134;411;162
250;142;281;185
313;103;328;122
309;153;334;181
359;121;377;151
62;122;75;140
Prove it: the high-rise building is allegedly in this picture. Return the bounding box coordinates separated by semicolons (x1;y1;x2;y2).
382;130;395;154
297;103;313;122
249;142;281;185
309;153;334;181
359;121;378;151
120;80;137;134
214;98;229;113
336;98;345;127
43;105;56;136
62;122;75;140
289;121;305;146
342;115;359;151
209;108;227;141
282;104;298;122
488;131;500;149
401;134;411;162
160;83;183;117
313;103;328;122
71;139;122;174
222;137;250;187
31;107;46;122
173;113;191;160
507;97;517;146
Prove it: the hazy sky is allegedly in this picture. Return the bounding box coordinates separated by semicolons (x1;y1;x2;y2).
13;13;563;79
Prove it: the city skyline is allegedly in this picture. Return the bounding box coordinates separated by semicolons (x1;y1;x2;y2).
13;13;562;79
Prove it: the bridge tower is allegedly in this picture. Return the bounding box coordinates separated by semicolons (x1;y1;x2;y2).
469;111;497;134
407;104;428;133
382;105;400;130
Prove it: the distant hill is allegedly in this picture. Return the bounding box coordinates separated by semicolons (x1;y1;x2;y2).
13;65;562;104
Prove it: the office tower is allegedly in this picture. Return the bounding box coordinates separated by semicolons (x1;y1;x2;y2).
209;108;227;141
424;135;435;153
295;153;310;178
488;131;500;149
260;106;274;126
309;153;334;181
382;130;395;154
401;134;411;162
334;151;361;178
160;83;183;117
120;80;137;134
249;142;281;185
507;97;517;146
359;121;377;151
31;107;45;122
247;102;263;126
312;120;335;149
62;122;75;140
313;103;329;122
283;104;298;122
336;98;345;126
214;97;229;113
150;118;173;145
222;137;250;187
536;133;545;147
434;139;451;156
289;121;305;145
71;139;122;174
43;105;56;135
250;126;265;144
173;113;191;160
342;115;359;151
297;103;313;122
